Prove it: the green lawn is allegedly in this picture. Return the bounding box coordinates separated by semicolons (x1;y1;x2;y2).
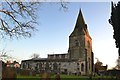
17;74;118;80
17;75;87;80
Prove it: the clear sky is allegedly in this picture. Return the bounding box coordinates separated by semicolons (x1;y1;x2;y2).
0;2;119;69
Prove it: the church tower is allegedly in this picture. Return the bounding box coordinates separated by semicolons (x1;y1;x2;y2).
68;9;94;75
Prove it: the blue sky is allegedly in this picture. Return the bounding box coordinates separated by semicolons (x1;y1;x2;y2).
0;2;118;69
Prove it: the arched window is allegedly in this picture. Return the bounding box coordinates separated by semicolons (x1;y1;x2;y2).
81;63;84;71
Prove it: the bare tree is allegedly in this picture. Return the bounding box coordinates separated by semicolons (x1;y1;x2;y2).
0;49;12;61
94;58;103;73
0;1;40;39
114;58;120;70
0;1;68;39
31;53;40;59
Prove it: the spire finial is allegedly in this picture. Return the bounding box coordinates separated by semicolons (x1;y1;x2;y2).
77;8;85;25
79;3;82;11
79;8;82;12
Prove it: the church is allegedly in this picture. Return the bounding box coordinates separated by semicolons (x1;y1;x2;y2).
21;9;94;75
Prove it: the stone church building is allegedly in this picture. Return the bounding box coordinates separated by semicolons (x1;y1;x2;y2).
21;10;94;75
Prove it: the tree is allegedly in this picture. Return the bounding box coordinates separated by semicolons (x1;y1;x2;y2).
109;1;120;58
95;58;103;66
114;58;120;70
2;61;6;68
94;58;103;74
0;1;68;39
31;53;40;59
0;49;16;62
0;2;39;39
0;49;10;61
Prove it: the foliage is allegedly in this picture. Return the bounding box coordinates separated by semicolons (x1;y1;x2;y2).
114;58;120;70
95;58;103;66
109;1;120;57
95;61;103;67
94;58;103;73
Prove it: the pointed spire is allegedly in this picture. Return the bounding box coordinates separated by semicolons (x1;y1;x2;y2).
75;9;86;29
70;9;86;37
70;9;92;39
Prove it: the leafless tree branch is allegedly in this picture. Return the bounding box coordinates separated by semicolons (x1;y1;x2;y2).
0;1;68;39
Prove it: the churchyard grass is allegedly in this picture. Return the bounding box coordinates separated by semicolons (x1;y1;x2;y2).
17;74;118;80
17;74;88;80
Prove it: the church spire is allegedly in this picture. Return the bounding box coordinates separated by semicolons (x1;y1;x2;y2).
75;9;86;29
70;9;91;39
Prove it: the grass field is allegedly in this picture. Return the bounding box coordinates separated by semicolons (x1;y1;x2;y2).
17;74;118;80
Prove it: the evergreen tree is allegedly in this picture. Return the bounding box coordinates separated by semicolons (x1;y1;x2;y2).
109;2;120;58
